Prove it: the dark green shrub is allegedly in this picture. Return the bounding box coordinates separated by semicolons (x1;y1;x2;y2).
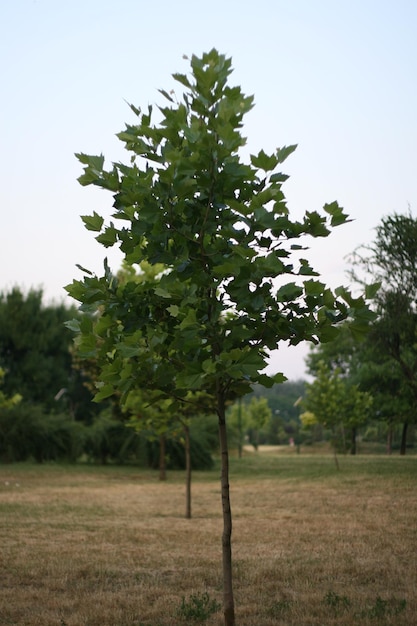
84;414;145;464
0;403;85;463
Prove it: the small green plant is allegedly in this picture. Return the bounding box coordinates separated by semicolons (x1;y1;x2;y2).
266;599;292;617
324;590;351;613
176;591;221;622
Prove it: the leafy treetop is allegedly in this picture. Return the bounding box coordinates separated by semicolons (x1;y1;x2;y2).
66;49;374;407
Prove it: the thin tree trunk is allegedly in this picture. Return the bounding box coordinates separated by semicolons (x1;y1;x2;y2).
350;427;357;455
387;424;393;455
332;428;340;471
400;422;408;455
237;397;242;459
217;391;235;626
159;435;166;480
184;424;191;519
340;423;346;453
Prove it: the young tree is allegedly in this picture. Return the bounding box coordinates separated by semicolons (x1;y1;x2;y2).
302;361;373;463
247;396;272;450
227;398;248;458
66;50;373;625
123;390;178;480
125;388;213;516
228;396;271;453
251;380;307;445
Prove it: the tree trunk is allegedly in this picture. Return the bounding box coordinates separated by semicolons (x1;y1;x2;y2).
340;423;346;453
332;428;340;470
159;435;167;480
184;425;191;519
387;425;393;455
350;427;357;455
217;391;235;626
237;397;243;459
400;422;408;455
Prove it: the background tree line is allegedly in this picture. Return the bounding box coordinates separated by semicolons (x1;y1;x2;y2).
0;287;217;467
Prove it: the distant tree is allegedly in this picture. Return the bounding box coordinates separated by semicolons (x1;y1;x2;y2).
251;380;306;444
246;397;272;450
352;335;415;453
123;390;176;479
302;361;373;462
66;50;373;625
228;396;271;453
0;287;96;420
0;288;70;406
349;212;417;453
227;398;248;457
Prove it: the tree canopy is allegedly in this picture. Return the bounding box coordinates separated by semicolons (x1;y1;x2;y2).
67;50;373;406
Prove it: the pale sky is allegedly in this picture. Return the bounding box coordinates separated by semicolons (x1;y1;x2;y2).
1;0;416;380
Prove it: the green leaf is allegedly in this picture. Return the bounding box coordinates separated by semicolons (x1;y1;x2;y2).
202;359;216;374
158;88;174;102
76;154;105;186
250;149;278;171
276;282;304;302
76;153;104;168
77;334;98;358
323;201;350;227
95;226;118;247
128;102;141;117
304;280;326;296
304;211;330;237
269;172;289;183
270;372;287;384
176;372;205;390
179;308;197;329
75;264;93;276
81;212;104;232
154;287;171;298
276;144;297;163
64;280;85;301
64;318;80;333
94;383;115;402
365;282;381;299
167;304;179;317
298;259;319;276
172;72;192;89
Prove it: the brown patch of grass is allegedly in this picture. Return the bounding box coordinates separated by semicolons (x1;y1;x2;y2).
0;457;416;625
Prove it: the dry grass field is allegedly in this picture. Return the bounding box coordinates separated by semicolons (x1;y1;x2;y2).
1;450;416;625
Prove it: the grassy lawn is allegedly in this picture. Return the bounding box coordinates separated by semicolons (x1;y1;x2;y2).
1;451;416;625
